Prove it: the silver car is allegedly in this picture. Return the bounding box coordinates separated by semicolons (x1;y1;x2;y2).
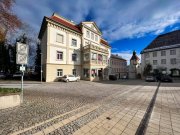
145;76;156;82
61;75;80;82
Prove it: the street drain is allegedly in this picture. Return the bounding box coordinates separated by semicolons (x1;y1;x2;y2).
106;117;111;120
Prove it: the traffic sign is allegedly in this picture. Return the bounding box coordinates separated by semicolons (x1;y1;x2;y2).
16;42;28;65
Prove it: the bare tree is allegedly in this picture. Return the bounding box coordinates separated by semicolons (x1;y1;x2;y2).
0;0;22;42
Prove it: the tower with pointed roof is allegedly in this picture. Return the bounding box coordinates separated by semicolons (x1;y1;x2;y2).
129;51;140;79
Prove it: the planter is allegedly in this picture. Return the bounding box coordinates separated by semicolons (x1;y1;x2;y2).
0;94;20;109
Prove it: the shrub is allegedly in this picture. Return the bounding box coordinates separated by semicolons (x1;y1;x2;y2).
0;88;21;94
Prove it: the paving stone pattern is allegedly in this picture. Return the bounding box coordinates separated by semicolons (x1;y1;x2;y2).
0;80;142;134
0;80;179;135
146;82;180;135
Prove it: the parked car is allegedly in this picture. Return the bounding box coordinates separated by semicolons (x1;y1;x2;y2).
0;72;6;79
145;75;157;82
122;75;128;79
61;75;80;82
160;75;173;82
109;75;117;80
13;72;22;78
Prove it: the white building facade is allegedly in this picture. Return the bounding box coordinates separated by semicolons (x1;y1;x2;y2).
141;30;180;76
38;13;111;82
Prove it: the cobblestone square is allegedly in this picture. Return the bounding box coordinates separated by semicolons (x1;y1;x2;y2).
0;80;180;135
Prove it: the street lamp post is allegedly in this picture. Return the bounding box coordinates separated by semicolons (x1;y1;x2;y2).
40;53;42;83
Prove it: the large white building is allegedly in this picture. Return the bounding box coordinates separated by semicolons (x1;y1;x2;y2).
141;30;180;76
38;13;111;82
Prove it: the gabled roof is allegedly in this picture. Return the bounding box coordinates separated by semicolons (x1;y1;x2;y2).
142;30;180;53
100;38;111;47
82;22;102;35
111;54;126;61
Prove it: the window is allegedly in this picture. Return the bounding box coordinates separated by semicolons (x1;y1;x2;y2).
72;54;77;61
91;53;97;60
161;50;166;56
170;49;176;55
103;55;107;61
98;54;102;61
91;33;94;40
72;39;77;46
170;58;176;65
72;69;76;76
153;60;157;65
95;35;98;41
86;30;90;38
153;52;157;57
56;34;63;43
145;53;149;58
57;51;63;60
57;69;63;77
161;59;166;64
91;69;97;77
84;69;89;78
84;53;89;61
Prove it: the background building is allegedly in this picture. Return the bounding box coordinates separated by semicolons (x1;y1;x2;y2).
38;13;111;82
109;54;127;79
141;30;180;77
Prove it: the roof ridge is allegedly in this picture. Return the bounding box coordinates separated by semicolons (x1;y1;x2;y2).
52;13;76;26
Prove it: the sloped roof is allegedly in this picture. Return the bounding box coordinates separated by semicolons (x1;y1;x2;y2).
49;16;82;33
100;39;111;47
111;54;126;61
143;30;180;52
130;51;140;61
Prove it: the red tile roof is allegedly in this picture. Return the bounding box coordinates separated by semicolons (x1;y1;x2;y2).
100;39;110;47
49;16;81;33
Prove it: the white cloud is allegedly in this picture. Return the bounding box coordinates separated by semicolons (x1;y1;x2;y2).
12;0;180;42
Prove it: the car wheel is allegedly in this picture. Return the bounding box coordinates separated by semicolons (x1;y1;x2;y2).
76;79;80;82
66;79;69;83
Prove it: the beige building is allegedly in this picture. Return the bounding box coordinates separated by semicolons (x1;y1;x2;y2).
38;13;111;82
110;54;127;79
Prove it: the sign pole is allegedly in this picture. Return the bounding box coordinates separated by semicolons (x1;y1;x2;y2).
21;64;24;103
16;42;28;104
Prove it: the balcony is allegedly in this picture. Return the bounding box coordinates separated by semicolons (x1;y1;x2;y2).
91;60;108;66
83;44;109;54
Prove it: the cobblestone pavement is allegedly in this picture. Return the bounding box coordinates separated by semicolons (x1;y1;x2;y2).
146;82;180;135
0;80;179;135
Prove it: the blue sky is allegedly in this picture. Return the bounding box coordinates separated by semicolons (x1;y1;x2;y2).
12;0;180;62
